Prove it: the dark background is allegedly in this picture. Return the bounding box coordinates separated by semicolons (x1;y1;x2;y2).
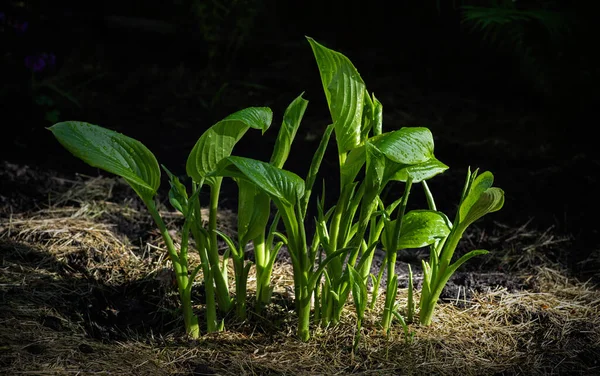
1;1;598;275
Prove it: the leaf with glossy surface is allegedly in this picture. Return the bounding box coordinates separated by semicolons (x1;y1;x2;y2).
214;156;305;207
307;37;365;153
49;121;160;200
382;210;451;252
387;158;449;183
186;107;272;185
371;127;434;165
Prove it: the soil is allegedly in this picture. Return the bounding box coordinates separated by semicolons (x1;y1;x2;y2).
1;10;599;375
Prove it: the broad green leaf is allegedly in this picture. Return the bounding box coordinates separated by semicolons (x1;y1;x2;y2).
49;121;159;201
307;37;365;153
237;180;270;245
270;94;308;169
186;107;272;185
371;127;435;165
458;171;504;227
382;210;451;252
387;158;449;183
214;156;305;207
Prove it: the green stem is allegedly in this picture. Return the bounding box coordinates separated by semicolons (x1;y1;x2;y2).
144;199;199;338
278;202;312;340
419;225;466;325
381;251;397;331
381;178;413;332
234;257;248;320
321;183;353;324
297;282;311;342
190;225;218;333
253;234;271;308
206;178;232;312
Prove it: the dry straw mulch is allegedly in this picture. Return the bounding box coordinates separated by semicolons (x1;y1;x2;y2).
1;174;599;375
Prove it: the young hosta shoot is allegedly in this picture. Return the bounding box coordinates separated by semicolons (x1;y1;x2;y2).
49;106;272;338
348;265;367;352
380;185;452;332
307;37;451;327
49;121;201;337
186;107;272;315
213;156;351;341
217;94;307;318
418;168;504;325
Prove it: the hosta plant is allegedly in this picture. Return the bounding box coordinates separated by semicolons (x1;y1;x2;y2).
50;36;504;342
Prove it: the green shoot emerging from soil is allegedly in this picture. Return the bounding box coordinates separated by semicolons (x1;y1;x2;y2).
49;37;504;342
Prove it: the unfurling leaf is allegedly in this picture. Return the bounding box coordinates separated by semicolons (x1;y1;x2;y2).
162;165;189;215
270;94;308;169
458;171;505;228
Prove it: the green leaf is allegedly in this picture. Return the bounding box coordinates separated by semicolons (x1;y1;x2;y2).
372;94;383;136
358;142;385;230
445;250;489;281
364;142;385;195
458;171;505;228
186;107;272;185
301;124;334;218
49;121;160;201
348;265;367;320
361;90;374;141
307;37;365;153
387;158;449;183
270;94;308;169
214;156;305;207
162;165;189;215
237;180;271;246
214;229;241;259
382;210;451;252
371;127;435;165
340;144;366;187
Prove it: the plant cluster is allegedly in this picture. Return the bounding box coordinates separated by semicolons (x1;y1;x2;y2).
50;37;504;345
